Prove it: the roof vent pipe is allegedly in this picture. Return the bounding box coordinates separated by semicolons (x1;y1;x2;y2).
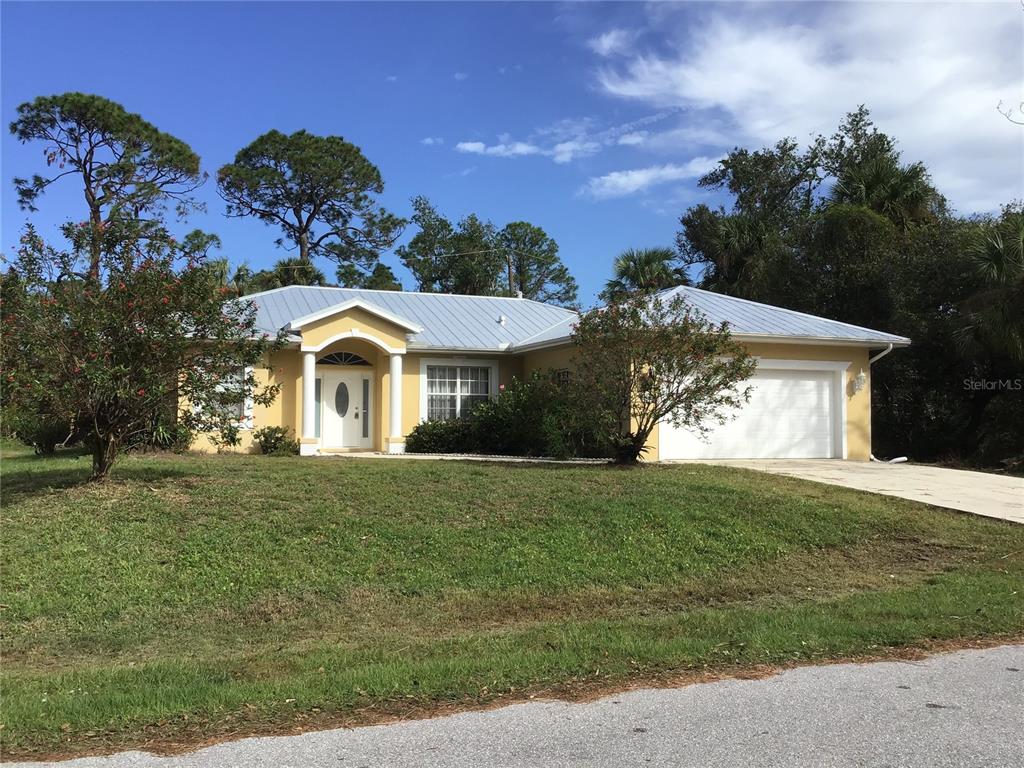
516;290;523;299
498;315;507;326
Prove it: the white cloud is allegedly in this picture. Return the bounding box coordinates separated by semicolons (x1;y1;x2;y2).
596;3;1024;213
453;111;675;166
456;140;542;158
421;137;444;146
617;131;647;146
587;28;637;57
385;75;398;82
580;157;720;200
551;139;602;164
454;72;469;81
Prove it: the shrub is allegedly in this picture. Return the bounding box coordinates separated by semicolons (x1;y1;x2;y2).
146;421;195;453
405;418;479;454
405;372;613;459
253;426;299;456
10;411;78;456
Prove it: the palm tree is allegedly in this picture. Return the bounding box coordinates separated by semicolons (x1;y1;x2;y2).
958;209;1024;362
601;247;689;301
830;154;942;229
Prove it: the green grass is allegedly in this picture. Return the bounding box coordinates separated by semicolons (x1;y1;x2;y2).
2;442;1022;758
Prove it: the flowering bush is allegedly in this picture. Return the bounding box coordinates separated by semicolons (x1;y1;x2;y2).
1;221;281;480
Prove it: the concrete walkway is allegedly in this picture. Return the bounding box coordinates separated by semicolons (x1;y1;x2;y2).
695;460;1023;524
11;645;1023;767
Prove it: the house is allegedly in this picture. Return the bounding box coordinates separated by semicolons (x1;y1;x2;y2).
197;285;909;460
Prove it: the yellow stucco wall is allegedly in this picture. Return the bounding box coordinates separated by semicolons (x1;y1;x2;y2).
191;304;874;461
299;307;410;352
197;346;524;453
190;349;303;454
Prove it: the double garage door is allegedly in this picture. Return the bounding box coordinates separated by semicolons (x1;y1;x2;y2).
659;366;843;460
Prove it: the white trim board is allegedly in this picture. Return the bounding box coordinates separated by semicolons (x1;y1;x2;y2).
301;328;406;355
287;299;424;334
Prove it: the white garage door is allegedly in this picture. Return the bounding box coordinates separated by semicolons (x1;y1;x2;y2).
660;368;840;460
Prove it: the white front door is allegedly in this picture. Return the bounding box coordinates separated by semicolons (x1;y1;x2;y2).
322;371;372;449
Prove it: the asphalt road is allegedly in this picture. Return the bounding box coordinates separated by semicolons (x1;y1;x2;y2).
12;645;1023;768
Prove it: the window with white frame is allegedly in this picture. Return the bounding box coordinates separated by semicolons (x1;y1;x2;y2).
219;366;254;429
426;365;491;420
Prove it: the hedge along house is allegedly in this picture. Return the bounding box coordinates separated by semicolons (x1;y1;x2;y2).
199;285;909;460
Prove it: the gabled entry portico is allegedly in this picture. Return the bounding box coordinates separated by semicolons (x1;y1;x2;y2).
287;299;422;456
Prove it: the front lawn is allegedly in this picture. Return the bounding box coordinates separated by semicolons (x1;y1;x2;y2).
2;443;1022;758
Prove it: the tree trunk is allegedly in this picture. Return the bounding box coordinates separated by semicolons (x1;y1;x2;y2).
90;434;119;482
298;231;310;263
612;436;645;465
88;205;103;281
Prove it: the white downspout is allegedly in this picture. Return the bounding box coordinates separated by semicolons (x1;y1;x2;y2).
867;343;905;463
869;343;894;364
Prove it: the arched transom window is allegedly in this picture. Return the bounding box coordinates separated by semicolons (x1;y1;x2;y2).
318;352;371;366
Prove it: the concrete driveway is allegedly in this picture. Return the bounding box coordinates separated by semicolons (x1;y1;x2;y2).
697;460;1023;524
9;645;1023;768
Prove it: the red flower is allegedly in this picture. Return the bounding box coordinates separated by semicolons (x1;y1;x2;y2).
137;388;146;396
162;297;169;305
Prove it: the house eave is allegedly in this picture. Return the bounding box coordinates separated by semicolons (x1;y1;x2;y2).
731;333;912;348
285;299;424;334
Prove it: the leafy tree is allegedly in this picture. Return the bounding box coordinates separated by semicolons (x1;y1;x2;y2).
218;130;404;274
820;105;897;176
797;204;900;326
337;262;402;291
1;222;281;480
601;247;689;301
9;92;204;280
398;198;578;300
570;292;756;464
259;258;328;289
498;222;577;306
397;196;503;294
958;205;1024;363
830;153;942;230
676;106;1023;467
677;208;793;299
677;107;930;299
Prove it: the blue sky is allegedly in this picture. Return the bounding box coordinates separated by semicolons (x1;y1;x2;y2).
3;1;1022;304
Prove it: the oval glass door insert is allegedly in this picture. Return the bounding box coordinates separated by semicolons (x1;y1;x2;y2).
335;382;349;417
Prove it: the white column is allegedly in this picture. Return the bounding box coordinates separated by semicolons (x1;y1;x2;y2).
388;353;404;453
300;350;317;455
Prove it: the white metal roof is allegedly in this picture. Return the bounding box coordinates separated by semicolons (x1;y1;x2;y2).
237;284;909;352
238;286;577;351
657;286;911;347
